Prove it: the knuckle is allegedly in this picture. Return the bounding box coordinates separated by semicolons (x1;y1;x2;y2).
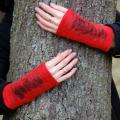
59;69;63;73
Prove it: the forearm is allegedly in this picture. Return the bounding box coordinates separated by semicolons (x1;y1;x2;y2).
0;49;78;115
0;63;59;115
57;9;120;55
56;9;114;52
35;3;120;55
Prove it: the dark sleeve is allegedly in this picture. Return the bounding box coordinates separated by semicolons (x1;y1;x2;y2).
0;0;14;80
0;22;11;80
0;1;15;114
107;11;120;57
0;82;14;115
116;11;120;22
0;0;14;13
0;22;14;114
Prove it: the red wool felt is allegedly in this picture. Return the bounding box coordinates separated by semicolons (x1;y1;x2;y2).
57;9;114;52
2;63;59;109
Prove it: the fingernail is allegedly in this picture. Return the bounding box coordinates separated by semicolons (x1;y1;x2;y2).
57;52;61;56
39;2;43;6
75;58;78;62
39;2;43;4
68;49;72;52
72;52;77;55
35;13;38;17
74;68;77;71
36;21;40;24
50;3;55;5
35;7;38;11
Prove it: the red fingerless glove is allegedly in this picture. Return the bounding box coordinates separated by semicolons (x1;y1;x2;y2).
2;63;59;110
56;9;114;52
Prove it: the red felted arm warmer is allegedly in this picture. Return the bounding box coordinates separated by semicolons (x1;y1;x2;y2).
2;63;59;110
56;9;114;52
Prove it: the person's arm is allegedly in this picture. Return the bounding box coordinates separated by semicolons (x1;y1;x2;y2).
0;2;78;114
0;1;14;114
106;11;120;57
0;0;14;13
35;3;120;57
35;2;115;52
0;20;11;114
0;22;10;81
116;11;120;22
0;0;14;82
0;49;78;115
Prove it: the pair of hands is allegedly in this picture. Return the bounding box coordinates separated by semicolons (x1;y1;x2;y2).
35;3;78;83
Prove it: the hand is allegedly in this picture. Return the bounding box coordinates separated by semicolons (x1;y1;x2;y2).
3;49;78;109
35;2;68;33
45;49;78;83
35;2;114;52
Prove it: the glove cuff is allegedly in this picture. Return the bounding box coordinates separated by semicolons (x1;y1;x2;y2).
3;63;59;109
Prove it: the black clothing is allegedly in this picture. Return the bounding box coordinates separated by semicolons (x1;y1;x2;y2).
108;12;120;119
0;0;14;114
116;11;120;22
0;82;12;114
0;1;120;118
0;0;13;81
0;0;14;13
108;11;120;57
112;80;120;120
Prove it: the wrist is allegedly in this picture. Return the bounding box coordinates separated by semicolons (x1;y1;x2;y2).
2;63;59;109
57;9;114;52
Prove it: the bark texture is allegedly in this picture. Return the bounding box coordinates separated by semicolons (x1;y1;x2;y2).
4;0;116;120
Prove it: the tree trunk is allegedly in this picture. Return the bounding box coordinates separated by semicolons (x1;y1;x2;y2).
4;0;116;120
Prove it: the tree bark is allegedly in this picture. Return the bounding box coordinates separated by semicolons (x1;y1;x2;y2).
4;0;116;120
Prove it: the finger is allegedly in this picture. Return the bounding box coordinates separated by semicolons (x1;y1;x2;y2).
36;13;57;30
36;21;56;33
54;58;78;79
46;49;72;69
35;7;60;25
50;3;68;13
62;58;78;73
50;52;77;74
39;2;63;18
57;68;77;83
35;7;52;21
